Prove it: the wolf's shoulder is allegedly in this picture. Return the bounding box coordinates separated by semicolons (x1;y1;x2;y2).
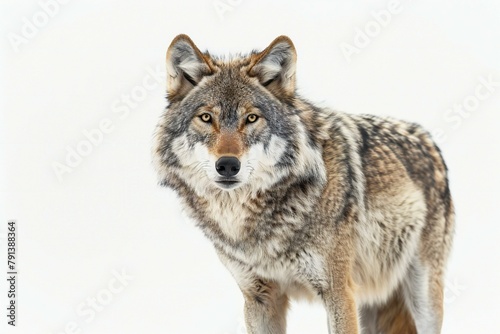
304;108;435;153
348;113;431;143
345;113;449;190
340;113;439;157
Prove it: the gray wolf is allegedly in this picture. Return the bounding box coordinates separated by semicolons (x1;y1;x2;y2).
152;34;455;334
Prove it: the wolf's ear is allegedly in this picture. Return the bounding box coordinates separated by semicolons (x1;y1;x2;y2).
166;34;214;101
249;36;297;98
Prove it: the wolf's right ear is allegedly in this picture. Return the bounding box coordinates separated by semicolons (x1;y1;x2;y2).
166;34;214;102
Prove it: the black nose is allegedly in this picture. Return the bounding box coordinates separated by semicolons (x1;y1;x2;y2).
216;156;241;177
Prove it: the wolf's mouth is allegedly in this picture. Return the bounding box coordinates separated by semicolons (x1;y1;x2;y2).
215;179;240;189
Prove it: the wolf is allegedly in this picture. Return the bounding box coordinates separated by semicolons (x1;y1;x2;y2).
152;34;455;334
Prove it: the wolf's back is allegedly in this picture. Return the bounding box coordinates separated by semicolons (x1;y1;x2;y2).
353;113;452;210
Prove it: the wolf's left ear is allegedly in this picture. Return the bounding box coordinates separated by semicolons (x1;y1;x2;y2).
249;36;297;97
166;34;214;102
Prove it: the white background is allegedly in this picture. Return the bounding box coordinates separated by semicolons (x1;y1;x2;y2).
1;0;499;333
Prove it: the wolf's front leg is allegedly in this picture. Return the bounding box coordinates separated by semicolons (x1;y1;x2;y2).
322;284;359;334
217;252;288;334
242;278;288;334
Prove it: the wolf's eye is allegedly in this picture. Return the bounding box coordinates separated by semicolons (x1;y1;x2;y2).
200;113;212;123
246;114;259;124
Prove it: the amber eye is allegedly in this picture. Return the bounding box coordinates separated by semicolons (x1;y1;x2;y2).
200;113;212;123
246;114;259;123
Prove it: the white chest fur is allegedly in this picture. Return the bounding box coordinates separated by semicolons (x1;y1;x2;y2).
204;191;251;241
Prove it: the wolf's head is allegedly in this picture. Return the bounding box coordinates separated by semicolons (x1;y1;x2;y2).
153;35;326;196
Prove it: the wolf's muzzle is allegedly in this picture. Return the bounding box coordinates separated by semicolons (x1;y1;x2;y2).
215;156;241;177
